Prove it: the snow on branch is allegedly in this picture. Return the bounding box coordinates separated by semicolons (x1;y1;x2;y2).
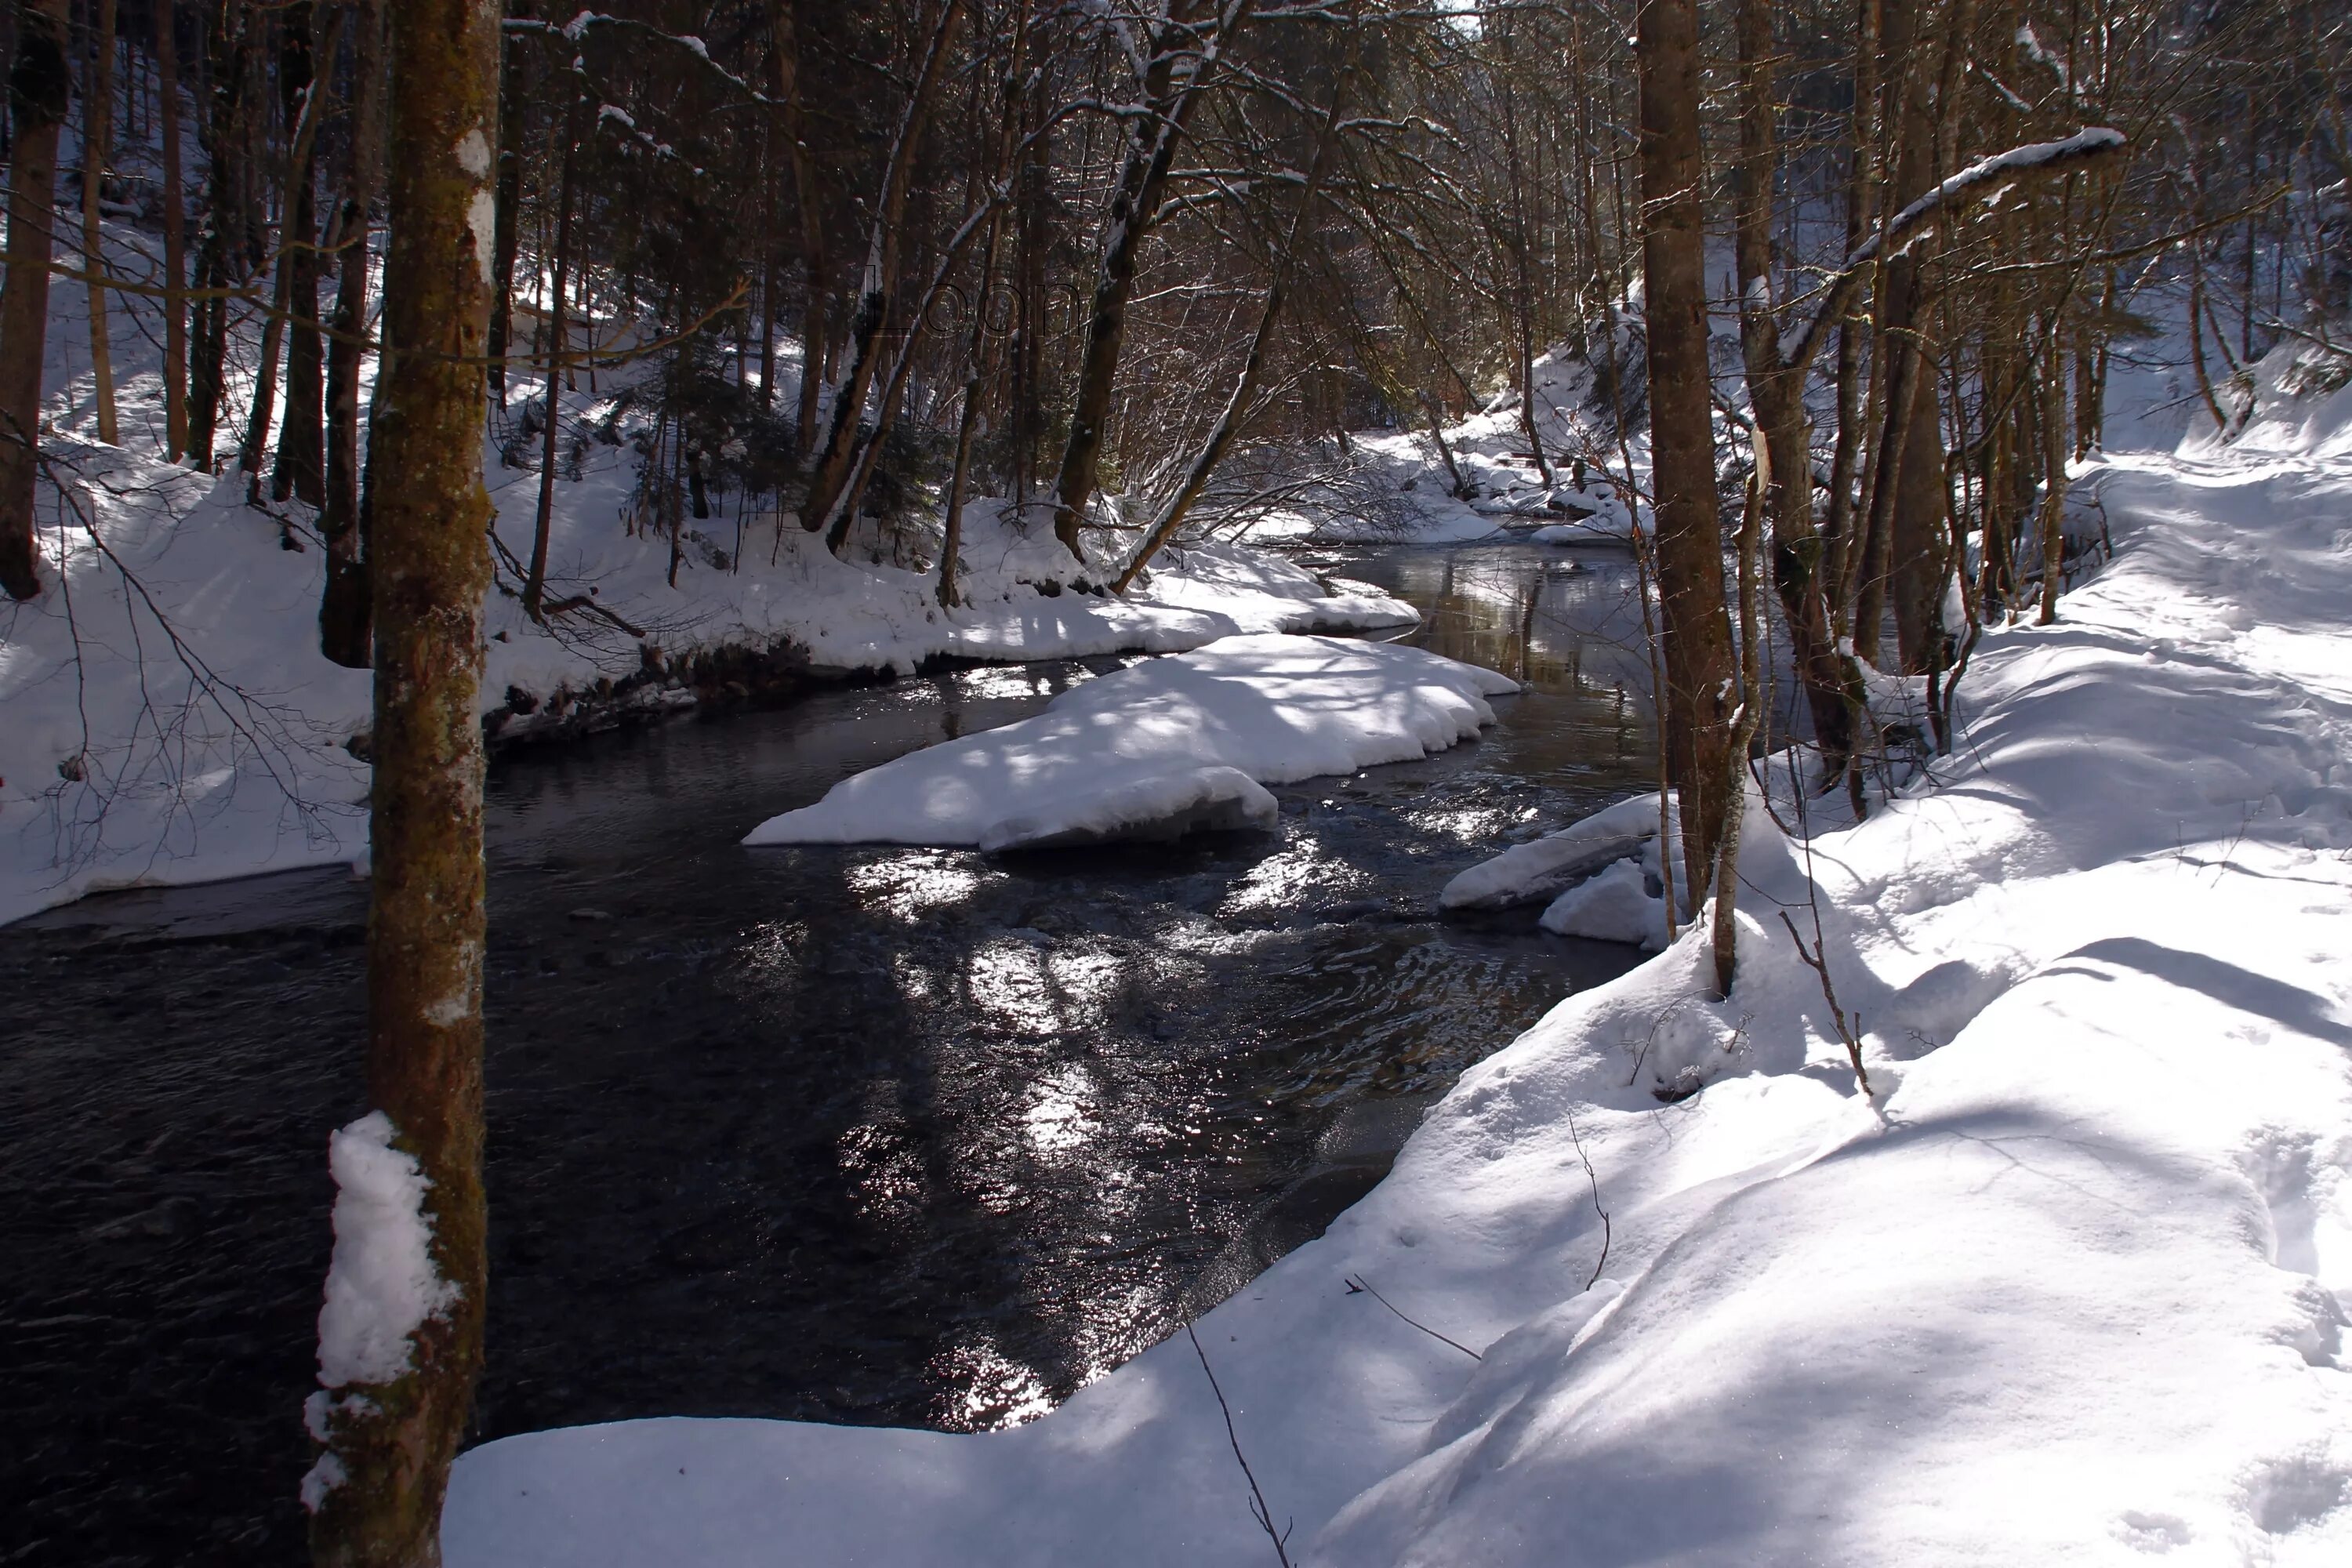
509;13;772;107
1780;127;2125;371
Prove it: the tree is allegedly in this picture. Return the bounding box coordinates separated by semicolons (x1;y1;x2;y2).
155;0;191;463
321;0;389;669
303;0;501;1561
1633;0;1738;910
81;0;121;446
1047;0;1252;560
0;0;72;601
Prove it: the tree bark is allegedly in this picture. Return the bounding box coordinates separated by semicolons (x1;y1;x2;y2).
321;0;387;670
0;0;71;601
302;2;499;1563
1635;0;1738;904
156;0;189;463
82;0;120;446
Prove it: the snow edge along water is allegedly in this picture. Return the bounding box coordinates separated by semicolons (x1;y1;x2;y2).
441;394;2352;1563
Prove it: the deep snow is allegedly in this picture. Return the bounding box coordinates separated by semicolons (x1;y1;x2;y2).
442;375;2352;1563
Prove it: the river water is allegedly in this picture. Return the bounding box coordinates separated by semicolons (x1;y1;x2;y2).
0;543;1657;1566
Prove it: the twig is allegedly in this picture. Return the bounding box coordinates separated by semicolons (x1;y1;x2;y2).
1186;1325;1294;1568
1343;1275;1481;1361
1563;1110;1613;1290
1778;909;1872;1102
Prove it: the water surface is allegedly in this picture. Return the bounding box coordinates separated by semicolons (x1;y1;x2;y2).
0;543;1656;1566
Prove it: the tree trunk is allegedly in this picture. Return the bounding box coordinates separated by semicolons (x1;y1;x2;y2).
1886;0;1976;676
274;1;326;506
156;0;189;463
1731;0;1855;772
2035;314;2069;624
1047;0;1248;559
1114;83;1345;594
938;6;1029;608
800;0;964;538
524;102;580;622
0;0;71;601
321;0;387;670
1635;0;1738;904
486;1;529;403
82;0;120;446
765;0;824;450
302;4;499;1563
186;0;246;473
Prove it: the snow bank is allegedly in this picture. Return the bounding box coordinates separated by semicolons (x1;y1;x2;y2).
742;633;1516;850
444;371;2352;1566
0;405;1411;927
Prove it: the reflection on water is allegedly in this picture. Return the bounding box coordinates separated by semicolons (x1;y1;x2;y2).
0;545;1659;1568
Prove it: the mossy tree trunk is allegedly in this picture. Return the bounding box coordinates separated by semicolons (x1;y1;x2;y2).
305;1;500;1562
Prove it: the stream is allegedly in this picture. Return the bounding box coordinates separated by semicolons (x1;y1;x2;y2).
0;542;1657;1567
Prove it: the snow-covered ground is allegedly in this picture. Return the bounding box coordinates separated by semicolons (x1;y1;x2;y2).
0;213;1415;927
743;633;1515;851
443;379;2352;1561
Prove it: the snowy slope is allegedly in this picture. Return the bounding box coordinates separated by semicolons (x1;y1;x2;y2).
0;215;1414;926
443;389;2352;1563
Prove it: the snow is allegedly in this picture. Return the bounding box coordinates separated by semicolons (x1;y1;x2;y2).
314;1111;452;1391
1535;856;1664;947
0;216;1414;925
1438;788;1671;911
742;633;1517;850
445;359;2352;1565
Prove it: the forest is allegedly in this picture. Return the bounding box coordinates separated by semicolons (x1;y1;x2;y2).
2;1;2350;1566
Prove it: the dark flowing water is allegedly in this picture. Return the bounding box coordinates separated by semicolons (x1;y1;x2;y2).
0;543;1656;1567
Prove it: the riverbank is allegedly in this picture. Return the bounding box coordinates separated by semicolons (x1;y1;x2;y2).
0;435;1414;926
443;396;2352;1562
2;556;1654;1566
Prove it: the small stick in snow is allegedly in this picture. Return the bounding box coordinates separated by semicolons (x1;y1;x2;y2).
1565;1109;1613;1290
1778;909;1873;1104
1186;1324;1294;1568
1343;1275;1481;1361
